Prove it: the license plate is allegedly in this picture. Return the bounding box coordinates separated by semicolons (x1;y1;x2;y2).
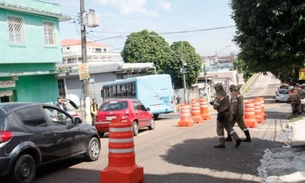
106;116;116;121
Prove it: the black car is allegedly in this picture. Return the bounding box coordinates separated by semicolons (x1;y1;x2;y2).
0;102;101;183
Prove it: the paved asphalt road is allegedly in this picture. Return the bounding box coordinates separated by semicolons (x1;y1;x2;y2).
2;73;304;183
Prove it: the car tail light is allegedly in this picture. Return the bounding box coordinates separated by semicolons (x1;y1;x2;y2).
0;131;13;143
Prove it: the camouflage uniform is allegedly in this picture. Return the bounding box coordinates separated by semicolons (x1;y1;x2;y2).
288;88;301;115
295;85;304;113
226;84;251;142
211;83;242;148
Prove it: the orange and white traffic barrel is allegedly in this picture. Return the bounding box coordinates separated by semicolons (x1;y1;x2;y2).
100;118;144;183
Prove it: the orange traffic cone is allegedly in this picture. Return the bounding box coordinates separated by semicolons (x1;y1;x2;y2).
100;119;144;183
191;99;203;124
178;103;193;127
254;98;264;123
244;100;257;128
199;98;211;120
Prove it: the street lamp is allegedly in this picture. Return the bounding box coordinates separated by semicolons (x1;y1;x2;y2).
149;35;188;103
214;45;231;63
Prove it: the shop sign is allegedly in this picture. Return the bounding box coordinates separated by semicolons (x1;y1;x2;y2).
0;80;15;88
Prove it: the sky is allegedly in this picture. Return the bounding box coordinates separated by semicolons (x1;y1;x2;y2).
48;0;239;56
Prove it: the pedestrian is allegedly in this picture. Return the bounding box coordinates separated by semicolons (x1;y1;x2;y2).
288;86;301;115
225;84;251;142
176;95;181;104
210;83;242;148
176;95;181;112
295;83;304;113
56;97;69;111
90;98;99;126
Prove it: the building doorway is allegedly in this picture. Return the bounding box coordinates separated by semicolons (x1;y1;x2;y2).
0;90;13;103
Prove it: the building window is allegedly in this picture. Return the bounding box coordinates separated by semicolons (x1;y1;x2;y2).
7;15;26;46
43;21;56;45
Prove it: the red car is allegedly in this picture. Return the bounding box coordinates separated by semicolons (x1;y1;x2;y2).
95;99;155;137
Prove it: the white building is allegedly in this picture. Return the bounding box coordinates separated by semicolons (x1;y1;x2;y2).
61;39;122;64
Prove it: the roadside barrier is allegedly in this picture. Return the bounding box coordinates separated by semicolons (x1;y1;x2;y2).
178;103;193;127
254;98;264;123
244;100;257;128
258;97;267;120
100;118;144;183
191;99;203;123
199;98;211;120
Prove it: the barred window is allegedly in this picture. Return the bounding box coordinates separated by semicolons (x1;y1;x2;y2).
7;15;26;45
43;21;56;45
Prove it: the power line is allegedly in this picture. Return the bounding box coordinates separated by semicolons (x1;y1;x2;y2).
159;25;235;35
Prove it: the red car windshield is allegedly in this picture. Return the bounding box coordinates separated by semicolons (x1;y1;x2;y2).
100;101;128;111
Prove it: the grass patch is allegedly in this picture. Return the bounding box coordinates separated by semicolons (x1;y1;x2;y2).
287;114;304;122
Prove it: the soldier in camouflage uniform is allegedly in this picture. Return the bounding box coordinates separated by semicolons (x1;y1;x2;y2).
288;86;301;115
210;83;242;148
225;84;251;142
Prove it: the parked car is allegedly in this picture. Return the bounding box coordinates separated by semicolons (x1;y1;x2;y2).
275;88;289;102
95;99;155;137
0;102;101;183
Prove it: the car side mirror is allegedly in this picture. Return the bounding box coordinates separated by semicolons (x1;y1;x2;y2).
146;107;150;111
74;117;83;124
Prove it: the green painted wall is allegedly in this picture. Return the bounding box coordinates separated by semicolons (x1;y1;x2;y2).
0;0;62;14
0;63;56;73
0;9;62;63
16;75;58;104
0;63;59;104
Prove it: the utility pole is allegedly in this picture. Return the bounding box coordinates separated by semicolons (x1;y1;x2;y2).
80;0;89;121
180;42;187;104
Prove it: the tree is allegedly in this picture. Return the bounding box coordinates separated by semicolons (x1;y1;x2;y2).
121;30;202;89
166;41;202;88
233;58;253;82
231;0;305;83
121;30;171;73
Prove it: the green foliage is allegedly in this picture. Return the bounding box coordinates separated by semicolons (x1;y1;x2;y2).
121;30;170;72
121;30;202;89
231;0;305;83
233;58;253;81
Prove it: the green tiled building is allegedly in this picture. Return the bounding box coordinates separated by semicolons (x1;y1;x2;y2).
0;0;69;103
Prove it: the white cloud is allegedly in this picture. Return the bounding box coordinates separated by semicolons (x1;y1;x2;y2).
159;1;171;11
99;0;158;16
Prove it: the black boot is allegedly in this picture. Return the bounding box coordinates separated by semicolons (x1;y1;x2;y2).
243;130;252;142
214;144;225;148
235;139;242;147
225;132;232;141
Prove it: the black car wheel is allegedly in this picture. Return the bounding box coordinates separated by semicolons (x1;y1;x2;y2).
98;131;104;138
9;154;36;183
132;121;139;136
85;137;100;161
148;118;155;130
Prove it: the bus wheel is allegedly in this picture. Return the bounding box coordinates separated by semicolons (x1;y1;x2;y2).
132;121;139;136
153;114;159;119
148;118;155;130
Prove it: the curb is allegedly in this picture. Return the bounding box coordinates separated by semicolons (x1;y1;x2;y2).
241;73;260;93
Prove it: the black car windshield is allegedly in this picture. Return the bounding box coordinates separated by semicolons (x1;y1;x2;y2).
100;101;128;111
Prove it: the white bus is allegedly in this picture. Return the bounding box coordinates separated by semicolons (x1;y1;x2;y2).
101;74;174;119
